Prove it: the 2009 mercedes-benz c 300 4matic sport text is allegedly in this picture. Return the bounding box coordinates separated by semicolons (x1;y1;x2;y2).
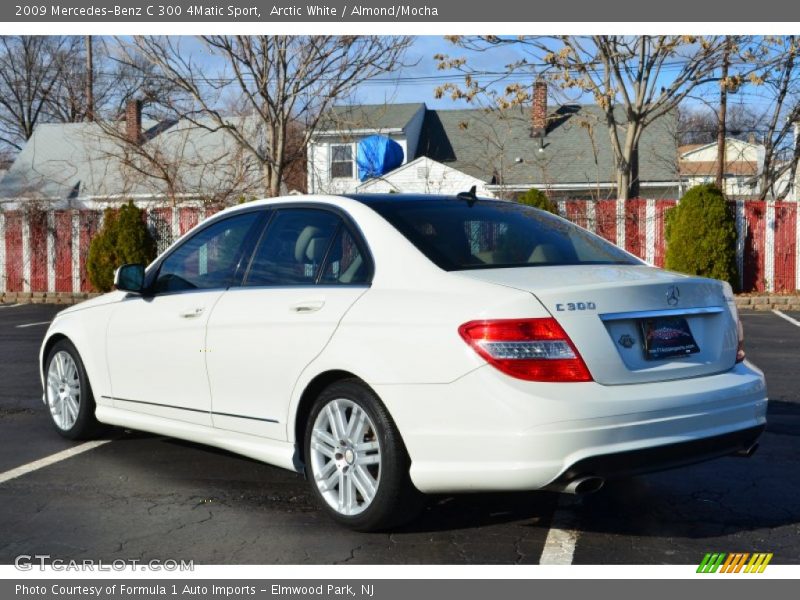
40;193;767;530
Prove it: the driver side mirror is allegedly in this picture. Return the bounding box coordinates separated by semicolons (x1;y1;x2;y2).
114;263;146;294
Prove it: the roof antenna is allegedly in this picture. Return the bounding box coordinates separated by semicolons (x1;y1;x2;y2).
456;185;478;206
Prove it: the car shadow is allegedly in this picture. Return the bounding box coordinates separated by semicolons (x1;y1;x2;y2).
87;400;799;537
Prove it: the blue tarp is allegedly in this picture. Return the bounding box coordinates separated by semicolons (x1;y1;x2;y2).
356;135;404;181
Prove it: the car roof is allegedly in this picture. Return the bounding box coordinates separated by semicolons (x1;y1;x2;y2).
212;192;502;219
341;193;499;206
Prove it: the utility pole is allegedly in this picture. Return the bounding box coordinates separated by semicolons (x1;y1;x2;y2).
716;36;731;191
85;35;94;122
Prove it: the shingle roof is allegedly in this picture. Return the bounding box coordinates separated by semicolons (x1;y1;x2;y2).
317;103;425;132
0;117;264;202
0;122;134;200
415;104;678;186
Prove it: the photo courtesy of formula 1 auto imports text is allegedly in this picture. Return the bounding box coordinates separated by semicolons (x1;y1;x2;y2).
0;1;798;598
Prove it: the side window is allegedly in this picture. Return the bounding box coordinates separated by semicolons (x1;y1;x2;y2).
330;144;354;178
244;209;341;286
319;227;369;285
153;211;262;294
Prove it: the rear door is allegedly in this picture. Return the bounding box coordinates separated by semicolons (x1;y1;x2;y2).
205;207;371;440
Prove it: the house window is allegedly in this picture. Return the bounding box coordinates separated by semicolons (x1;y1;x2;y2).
330;144;354;179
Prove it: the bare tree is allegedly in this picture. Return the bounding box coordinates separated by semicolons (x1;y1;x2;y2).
0;35;180;157
49;38;182;125
437;36;731;199
752;36;800;200
0;36;81;151
117;36;412;197
92;103;262;209
678;103;764;145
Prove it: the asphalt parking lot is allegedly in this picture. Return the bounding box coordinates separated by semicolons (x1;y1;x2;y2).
0;303;798;565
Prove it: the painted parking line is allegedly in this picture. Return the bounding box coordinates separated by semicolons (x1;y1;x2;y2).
15;321;51;329
0;304;22;309
772;309;800;328
772;309;800;327
538;496;580;564
0;440;110;485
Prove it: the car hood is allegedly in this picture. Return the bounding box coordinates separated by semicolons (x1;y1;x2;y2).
56;291;127;317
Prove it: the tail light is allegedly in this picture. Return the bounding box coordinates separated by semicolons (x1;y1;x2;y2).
736;317;746;362
458;318;593;382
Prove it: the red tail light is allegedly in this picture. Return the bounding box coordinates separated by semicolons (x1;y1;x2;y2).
458;318;593;382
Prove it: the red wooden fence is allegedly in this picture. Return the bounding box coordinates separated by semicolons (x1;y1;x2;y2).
0;200;798;294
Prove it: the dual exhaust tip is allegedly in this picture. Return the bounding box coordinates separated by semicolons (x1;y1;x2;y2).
546;476;605;496
549;442;760;496
734;442;759;458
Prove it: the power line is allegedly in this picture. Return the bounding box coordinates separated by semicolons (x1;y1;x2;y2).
85;55;773;88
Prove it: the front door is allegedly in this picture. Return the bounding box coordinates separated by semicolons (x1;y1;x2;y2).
105;210;265;426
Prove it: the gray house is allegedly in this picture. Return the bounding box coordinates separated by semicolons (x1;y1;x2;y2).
0;101;264;209
307;88;680;200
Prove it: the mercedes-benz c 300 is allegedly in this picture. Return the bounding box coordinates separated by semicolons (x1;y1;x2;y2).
40;194;767;530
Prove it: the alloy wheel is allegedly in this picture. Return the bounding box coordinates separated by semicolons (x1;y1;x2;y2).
309;398;382;516
46;350;81;431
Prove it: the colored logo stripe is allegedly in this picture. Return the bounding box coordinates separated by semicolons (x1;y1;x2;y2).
744;553;773;573
697;553;726;573
697;552;773;573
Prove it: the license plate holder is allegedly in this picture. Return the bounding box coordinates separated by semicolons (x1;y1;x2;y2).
639;316;700;360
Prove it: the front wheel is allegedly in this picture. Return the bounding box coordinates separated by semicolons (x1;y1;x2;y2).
303;379;423;531
45;339;103;440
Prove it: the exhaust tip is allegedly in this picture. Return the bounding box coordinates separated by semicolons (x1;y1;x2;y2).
563;476;605;496
735;442;759;458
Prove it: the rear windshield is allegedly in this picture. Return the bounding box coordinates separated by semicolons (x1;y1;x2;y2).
367;198;640;271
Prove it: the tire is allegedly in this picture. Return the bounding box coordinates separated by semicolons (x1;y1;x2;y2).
303;378;424;531
44;339;103;440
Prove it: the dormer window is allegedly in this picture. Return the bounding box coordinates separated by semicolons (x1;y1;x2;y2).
330;144;355;178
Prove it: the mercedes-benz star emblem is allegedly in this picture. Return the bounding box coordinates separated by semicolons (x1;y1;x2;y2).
666;285;680;306
618;334;635;349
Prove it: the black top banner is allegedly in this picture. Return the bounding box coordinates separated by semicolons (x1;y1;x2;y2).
5;0;800;22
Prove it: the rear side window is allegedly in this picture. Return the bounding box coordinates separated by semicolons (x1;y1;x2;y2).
319;227;369;285
153;211;262;293
244;209;341;286
367;199;639;271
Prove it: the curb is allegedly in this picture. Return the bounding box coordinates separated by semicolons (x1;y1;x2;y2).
0;292;102;305
735;295;800;311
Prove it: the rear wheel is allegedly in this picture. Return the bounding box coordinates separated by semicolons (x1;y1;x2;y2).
45;339;103;440
304;379;423;531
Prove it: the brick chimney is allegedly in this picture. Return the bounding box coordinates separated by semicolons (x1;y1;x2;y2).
532;79;547;137
125;99;143;144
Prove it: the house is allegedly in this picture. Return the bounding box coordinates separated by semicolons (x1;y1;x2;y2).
308;102;428;195
0;100;264;210
307;83;681;200
679;138;763;198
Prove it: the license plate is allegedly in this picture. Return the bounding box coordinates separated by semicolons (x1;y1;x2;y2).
639;316;700;360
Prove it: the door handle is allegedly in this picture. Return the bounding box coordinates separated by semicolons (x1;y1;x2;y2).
178;307;205;318
290;300;325;313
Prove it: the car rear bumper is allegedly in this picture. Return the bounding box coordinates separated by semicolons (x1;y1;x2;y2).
373;361;768;493
545;424;763;488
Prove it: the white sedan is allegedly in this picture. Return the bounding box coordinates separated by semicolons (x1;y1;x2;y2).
40;193;767;531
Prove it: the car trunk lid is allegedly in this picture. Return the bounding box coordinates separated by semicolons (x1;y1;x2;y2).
454;265;738;385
